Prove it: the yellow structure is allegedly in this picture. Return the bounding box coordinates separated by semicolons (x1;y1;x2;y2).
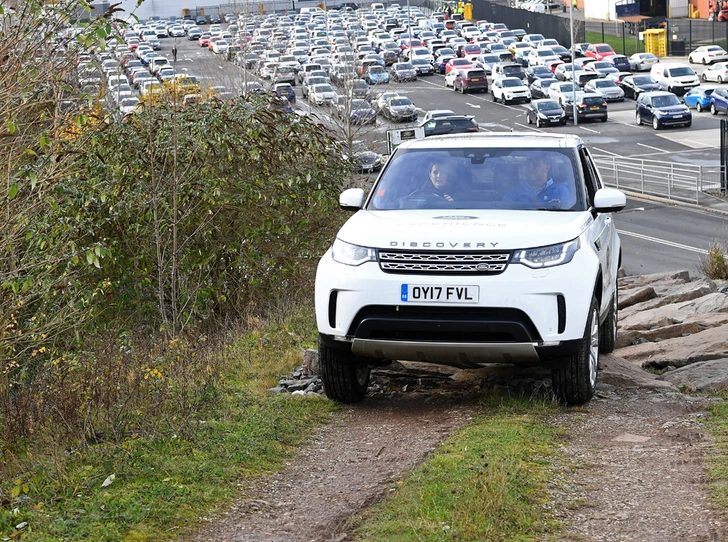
464;2;472;19
643;28;667;57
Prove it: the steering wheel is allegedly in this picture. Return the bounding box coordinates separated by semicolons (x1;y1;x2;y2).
408;189;444;198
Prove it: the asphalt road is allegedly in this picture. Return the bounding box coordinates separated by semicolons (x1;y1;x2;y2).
163;36;728;276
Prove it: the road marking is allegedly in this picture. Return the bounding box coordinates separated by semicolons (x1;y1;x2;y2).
594;146;619;156
514;122;541;131
617;229;709;254
579;126;599;133
637;142;665;152
466;103;481;108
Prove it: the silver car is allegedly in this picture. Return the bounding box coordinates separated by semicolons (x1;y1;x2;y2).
584;78;625;102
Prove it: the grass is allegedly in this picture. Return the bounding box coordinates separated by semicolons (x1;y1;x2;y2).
705;396;728;509
353;395;562;542
0;314;338;541
585;30;643;56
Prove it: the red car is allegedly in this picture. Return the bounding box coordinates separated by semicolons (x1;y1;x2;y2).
198;34;211;47
445;58;473;74
585;43;616;61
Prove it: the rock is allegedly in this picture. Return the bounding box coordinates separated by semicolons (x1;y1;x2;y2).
618;286;657;310
619;292;728;331
302;349;319;376
621;279;718;320
615;320;725;349
615;324;728;369
597;354;676;390
658;358;728;392
620;269;691;286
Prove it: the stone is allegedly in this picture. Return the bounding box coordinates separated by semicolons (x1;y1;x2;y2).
658;358;728;392
616;322;709;349
598;354;675;390
302;349;319;376
618;286;657;310
619;292;728;331
620;269;691;286
615;324;728;369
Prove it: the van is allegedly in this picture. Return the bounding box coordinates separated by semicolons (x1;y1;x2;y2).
299;6;325;15
371;2;385;9
650;62;699;95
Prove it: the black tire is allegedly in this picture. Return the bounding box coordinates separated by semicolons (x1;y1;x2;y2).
491;92;497;102
702;73;708;82
318;338;370;403
599;284;618;354
720;76;725;84
712;103;718;115
527;115;533;124
653;116;660;129
697;102;703;112
635;111;641;125
551;296;600;405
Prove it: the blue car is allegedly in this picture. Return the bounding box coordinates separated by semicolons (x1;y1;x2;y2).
607;54;631;72
710;85;728;115
364;66;390;84
636;91;692;129
682;85;716;112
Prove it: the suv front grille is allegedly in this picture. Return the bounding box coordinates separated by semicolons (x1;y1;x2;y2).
378;250;510;274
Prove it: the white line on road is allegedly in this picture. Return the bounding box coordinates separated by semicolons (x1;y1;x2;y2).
578;126;599;133
637;142;665;152
466;103;481;108
593;146;619;156
514;122;540;131
617;229;709;254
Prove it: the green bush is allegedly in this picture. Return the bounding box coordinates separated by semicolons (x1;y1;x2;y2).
699;241;728;280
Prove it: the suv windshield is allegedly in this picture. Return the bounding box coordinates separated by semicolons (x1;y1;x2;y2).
368;148;583;211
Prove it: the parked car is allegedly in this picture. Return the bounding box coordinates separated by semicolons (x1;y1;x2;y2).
583;78;625;102
364;65;390;84
628;52;659;71
549;81;580;105
688;45;728;65
526;65;554;84
526;99;566;126
334;97;377;125
710;85;728;115
563;92;608;123
346;141;384;173
585;43;616;61
605;54;631;72
491;76;531;104
701;61;728;83
391;62;417;82
530;77;558;99
453;68;489;93
273;82;296;104
309;83;338;106
682;85;717;112
411;58;435;75
635;91;692;129
418;115;479;136
585;61;619;78
618;74;660;100
380;95;418;122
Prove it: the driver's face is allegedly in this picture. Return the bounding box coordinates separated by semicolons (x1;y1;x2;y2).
430;165;449;189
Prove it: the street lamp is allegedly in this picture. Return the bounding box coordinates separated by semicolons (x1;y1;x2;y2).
570;0;577;125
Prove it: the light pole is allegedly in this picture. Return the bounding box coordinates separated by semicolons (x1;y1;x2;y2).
570;0;577;126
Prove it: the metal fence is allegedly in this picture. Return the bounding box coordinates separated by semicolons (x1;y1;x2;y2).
593;155;725;204
473;1;586;47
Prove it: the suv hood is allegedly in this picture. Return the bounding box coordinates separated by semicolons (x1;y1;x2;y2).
339;210;591;250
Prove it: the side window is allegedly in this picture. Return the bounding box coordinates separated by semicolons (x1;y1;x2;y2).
579;148;601;205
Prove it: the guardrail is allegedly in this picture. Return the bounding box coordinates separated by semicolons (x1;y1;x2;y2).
593;155;725;205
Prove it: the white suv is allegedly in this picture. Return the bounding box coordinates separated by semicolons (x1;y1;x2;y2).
315;133;626;405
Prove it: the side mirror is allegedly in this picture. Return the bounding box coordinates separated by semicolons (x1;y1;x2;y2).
593;187;626;213
339;188;365;211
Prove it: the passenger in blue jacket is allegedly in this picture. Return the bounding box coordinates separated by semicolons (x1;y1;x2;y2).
503;153;570;208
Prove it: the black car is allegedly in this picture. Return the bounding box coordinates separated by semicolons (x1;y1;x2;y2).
564;92;608;123
619;75;660;100
526;99;567;127
530;77;558;99
209;13;222;24
195;15;207;25
418;115;479;136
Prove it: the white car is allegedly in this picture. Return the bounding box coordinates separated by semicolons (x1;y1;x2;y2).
314;133;626;406
118;96;140;115
444;69;460;88
701;61;728;83
212;39;230;54
688;45;728;65
491;76;531;104
168;26;186;37
527;47;560;67
583;78;625;101
549;81;580;105
628;52;659;71
309;83;337;106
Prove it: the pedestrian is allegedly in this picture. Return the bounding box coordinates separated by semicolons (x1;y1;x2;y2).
172;44;178;62
573;0;578;10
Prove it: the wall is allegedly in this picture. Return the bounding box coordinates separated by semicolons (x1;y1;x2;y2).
584;0;615;20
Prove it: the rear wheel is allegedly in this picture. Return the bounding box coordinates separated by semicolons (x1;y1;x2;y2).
697;102;703;112
318;338;370;403
551;296;599;405
712;103;719;115
635;111;642;125
652;116;660;129
721;76;725;83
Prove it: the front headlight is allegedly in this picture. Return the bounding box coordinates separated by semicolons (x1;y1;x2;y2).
332;239;377;266
512;239;580;268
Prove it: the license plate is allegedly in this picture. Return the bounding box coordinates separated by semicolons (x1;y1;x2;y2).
400;284;479;303
471;77;481;81
590;106;600;110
